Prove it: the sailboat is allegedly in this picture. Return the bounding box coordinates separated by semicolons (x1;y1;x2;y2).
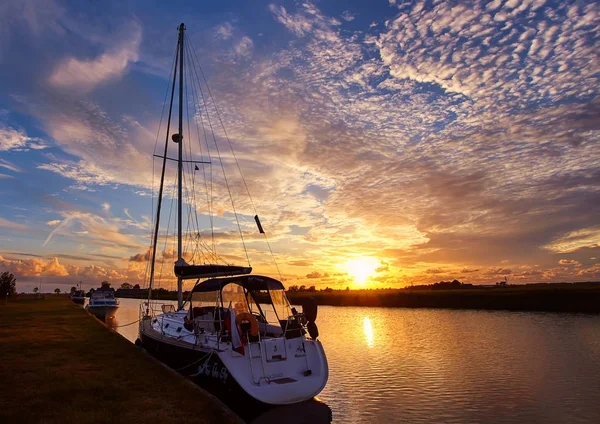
137;23;328;406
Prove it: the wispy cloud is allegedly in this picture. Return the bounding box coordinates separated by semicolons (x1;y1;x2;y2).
42;211;142;249
0;123;47;151
0;217;29;231
48;20;142;93
0;158;21;173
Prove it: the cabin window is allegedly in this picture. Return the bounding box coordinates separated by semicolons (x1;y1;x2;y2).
221;283;249;313
270;289;292;322
190;290;219;308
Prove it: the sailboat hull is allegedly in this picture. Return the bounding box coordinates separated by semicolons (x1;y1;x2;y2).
139;329;250;403
138;317;328;407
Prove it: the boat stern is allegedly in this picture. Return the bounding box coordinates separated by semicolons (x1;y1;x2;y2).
219;337;328;405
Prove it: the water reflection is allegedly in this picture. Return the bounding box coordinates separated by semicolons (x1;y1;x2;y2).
249;398;332;424
105;315;117;326
111;299;600;424
363;316;374;347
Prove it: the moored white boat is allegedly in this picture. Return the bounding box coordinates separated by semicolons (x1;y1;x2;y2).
140;275;328;405
70;290;85;305
86;288;119;319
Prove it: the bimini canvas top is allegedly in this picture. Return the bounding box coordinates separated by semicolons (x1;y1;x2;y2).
192;275;285;293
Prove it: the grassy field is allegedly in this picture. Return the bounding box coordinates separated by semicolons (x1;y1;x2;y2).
287;283;600;313
0;296;241;424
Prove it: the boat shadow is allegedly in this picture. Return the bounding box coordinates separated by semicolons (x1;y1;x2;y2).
246;398;332;424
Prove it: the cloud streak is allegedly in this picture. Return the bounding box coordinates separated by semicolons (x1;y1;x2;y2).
48;21;142;93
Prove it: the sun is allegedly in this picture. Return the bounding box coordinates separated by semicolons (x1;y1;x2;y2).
344;257;380;286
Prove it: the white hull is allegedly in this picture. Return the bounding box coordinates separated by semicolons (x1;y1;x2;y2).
86;305;119;319
140;313;328;405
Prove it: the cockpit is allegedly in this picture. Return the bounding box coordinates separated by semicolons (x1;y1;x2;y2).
183;275;307;340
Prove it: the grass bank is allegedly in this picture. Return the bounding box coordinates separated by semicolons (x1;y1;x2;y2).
287;283;600;313
0;296;241;424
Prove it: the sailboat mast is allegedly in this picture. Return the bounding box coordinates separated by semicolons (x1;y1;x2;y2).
177;22;185;310
147;37;179;309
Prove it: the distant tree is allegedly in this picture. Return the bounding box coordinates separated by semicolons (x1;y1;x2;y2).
120;282;132;289
70;286;77;294
299;285;306;291
307;286;316;292
54;288;61;295
133;284;140;289
0;271;16;297
288;285;299;292
100;281;111;289
346;286;350;291
33;287;39;294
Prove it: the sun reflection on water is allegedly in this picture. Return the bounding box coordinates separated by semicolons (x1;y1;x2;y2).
363;316;374;348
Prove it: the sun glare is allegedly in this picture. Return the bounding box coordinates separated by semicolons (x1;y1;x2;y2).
344;257;380;286
363;316;374;348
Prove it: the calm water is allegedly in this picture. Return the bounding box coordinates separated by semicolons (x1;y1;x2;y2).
109;299;600;423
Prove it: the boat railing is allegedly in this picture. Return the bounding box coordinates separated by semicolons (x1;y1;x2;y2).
141;301;177;318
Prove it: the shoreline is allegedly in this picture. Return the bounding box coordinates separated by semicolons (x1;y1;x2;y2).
0;296;242;424
113;283;600;314
286;283;600;313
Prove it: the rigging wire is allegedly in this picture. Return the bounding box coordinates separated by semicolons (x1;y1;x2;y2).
144;40;179;289
182;58;209;265
184;42;216;255
184;51;214;265
157;171;178;293
186;34;283;280
184;35;250;267
186;43;227;264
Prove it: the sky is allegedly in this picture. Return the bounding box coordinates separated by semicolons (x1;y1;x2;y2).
0;0;598;292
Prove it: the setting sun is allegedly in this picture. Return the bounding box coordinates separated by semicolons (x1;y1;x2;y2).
344;257;380;286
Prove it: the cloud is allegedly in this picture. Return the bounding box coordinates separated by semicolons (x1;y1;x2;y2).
1;0;598;288
0;158;21;173
48;20;142;93
234;36;254;58
26;98;157;191
0;255;68;277
0;0;67;59
129;248;151;262
42;211;141;249
377;0;598;106
0;123;47;151
544;228;600;253
0;217;29;231
484;267;513;276
558;259;581;266
341;11;355;22
215;22;233;40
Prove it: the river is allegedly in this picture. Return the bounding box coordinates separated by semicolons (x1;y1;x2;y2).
107;298;600;423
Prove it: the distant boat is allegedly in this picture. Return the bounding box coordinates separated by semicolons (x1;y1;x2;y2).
86;288;119;319
137;23;328;406
70;290;85;305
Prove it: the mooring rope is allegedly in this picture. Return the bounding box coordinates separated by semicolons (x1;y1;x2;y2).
175;349;214;372
113;319;141;328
